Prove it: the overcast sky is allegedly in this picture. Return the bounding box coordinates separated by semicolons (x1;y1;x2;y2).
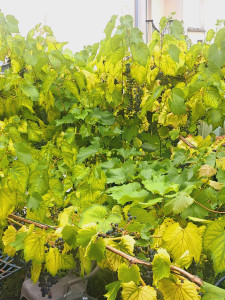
0;0;134;53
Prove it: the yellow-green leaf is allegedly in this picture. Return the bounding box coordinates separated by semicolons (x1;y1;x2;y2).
199;165;217;178
118;263;140;285
162;222;202;263
152;248;170;285
2;225;17;256
24;230;47;263
159;278;201;300
31;262;42;284
122;282;157;300
0;188;15;224
203;219;225;273
45;247;61;276
105;236;135;271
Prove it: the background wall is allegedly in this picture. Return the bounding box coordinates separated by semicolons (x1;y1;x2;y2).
0;0;134;53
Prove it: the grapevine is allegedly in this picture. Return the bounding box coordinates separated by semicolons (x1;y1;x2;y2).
0;11;225;300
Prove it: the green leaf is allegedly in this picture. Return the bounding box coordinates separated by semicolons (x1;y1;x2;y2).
129;28;143;44
143;176;179;196
62;226;77;248
214;28;225;46
208;43;225;69
76;145;99;164
14;143;33;164
105;281;121;300
20;84;39;101
107;183;149;205
169;129;180;141
6;15;19;33
64;80;79;97
118;263;140;285
201;281;225;300
152;248;170;285
27;192;43;210
89;108;115;125
122;282;157;300
104;15;117;39
131;42;149;66
168;44;181;63
169;20;184;38
23;51;38;67
85;236;105;262
206;29;215;42
76;224;98;248
172;149;188;166
203;219;225;273
169;88;186;115
164;192;194;215
79;204;121;233
10;231;28;251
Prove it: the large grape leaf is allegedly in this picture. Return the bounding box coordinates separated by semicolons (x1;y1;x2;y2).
24;230;47;263
131;42;149;66
2;225;17;256
201;281;225;300
118;263;140;285
168;44;181;63
121;282;157;300
143;176;179;196
8;161;28;193
79;205;121;233
162;222;202;263
164;192;194;215
105;236;135;271
31;262;42;284
159;278;201;300
45;247;75;276
208;43;225;69
76;145;99;164
0;188;16;224
152;248;170;285
85;236;105;262
79;247;92;277
76;224;98;248
203;219;225;273
169;88;186;115
107;182;149;205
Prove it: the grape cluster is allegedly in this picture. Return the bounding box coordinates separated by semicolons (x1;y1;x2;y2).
134;246;157;285
98;223;121;238
124;63;135;114
38;272;58;298
45;238;65;254
140;265;153;286
134;245;156;261
49;206;63;221
126;212;136;222
14;207;27;218
133;86;143;112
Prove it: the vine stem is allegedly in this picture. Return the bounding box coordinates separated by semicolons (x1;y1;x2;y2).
9;214;58;230
193;199;225;214
179;135;197;149
105;245;203;286
7;217;23;227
